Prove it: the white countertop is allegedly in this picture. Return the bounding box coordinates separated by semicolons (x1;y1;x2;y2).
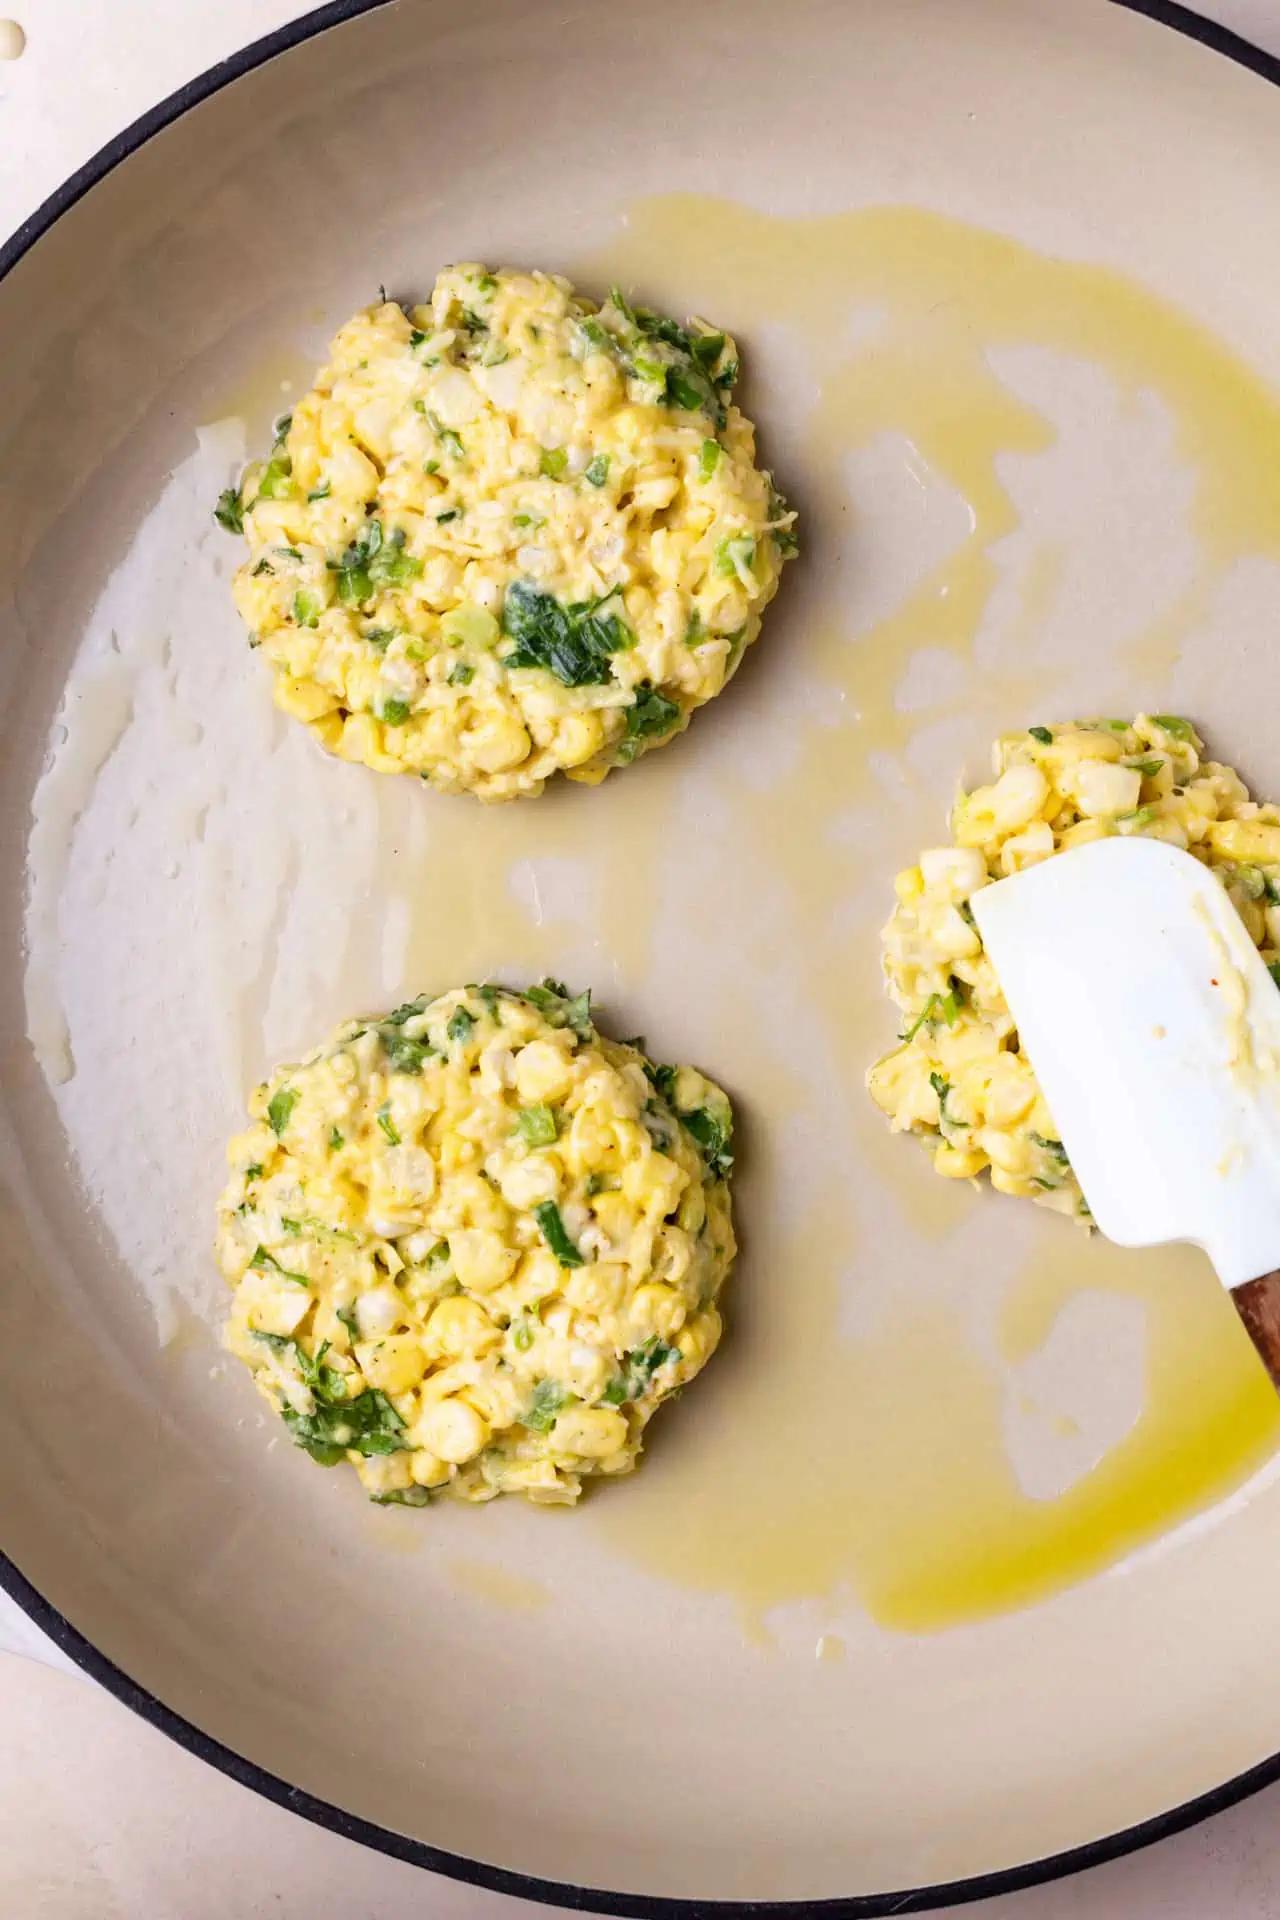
6;2;1280;1914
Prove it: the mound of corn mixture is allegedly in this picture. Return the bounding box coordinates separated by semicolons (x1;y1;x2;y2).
216;265;796;799
216;982;735;1505
868;716;1280;1220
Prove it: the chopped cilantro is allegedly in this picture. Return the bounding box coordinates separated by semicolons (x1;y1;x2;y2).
524;978;593;1038
501;582;633;687
249;1246;309;1287
214;485;244;534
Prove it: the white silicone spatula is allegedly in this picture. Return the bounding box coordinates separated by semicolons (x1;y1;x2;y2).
970;835;1280;1385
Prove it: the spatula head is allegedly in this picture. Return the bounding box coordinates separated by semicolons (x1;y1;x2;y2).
970;836;1280;1290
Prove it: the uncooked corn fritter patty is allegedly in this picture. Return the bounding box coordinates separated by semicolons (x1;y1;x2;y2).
868;715;1280;1220
216;982;736;1506
216;264;797;800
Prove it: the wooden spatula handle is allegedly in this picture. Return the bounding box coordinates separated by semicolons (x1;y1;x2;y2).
1233;1273;1280;1389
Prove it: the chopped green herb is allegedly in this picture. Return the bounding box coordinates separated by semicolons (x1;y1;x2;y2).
501;582;633;687
539;446;569;478
512;1318;535;1353
252;559;275;577
714;533;756;581
603;1337;679;1405
328;1128;343;1153
292;589;322;628
365;626;396;652
1152;715;1195;741
470;984;501;1015
585;1172;611;1197
522;1379;572;1432
448;661;475;686
1031;1133;1070;1164
255;453;293;501
377;1103;401;1147
767;480;799;556
1116;806;1156;830
245;1162;264;1181
524;978;593;1038
514;1105;558;1147
214;485;244;534
578;316;610;351
899;987;962;1045
266;1086;298;1138
447;1005;475;1045
307;480;331;502
584;453;610;487
691;331;726;368
371;1485;432;1506
684;608;705;645
435;508;460;524
379;698;411;726
380;1028;433;1075
666;369;706;411
383;996;428;1026
249;1246;309;1287
282;1380;408;1465
473;271;497;293
1028;727;1054;746
1128;758;1164;778
427;412;465;460
1269;962;1280;991
698;438;722;480
616;687;682;762
534;1200;583;1267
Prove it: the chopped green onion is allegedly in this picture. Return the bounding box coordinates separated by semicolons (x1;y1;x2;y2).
292;589;322;628
328;1128;343;1153
1029;726;1053;746
448;662;475;686
534;1201;583;1267
447;1005;475;1045
380;699;411;726
266;1087;298;1138
377;1103;401;1146
539;447;568;478
514;1105;558;1147
584;453;610;487
1152;715;1195;741
698;439;722;480
714;533;756;581
522;1379;572;1432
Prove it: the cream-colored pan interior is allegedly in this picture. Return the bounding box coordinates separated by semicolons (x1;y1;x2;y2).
5;0;1280;1905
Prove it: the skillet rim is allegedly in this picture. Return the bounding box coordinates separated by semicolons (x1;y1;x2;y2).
2;0;1280;1909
